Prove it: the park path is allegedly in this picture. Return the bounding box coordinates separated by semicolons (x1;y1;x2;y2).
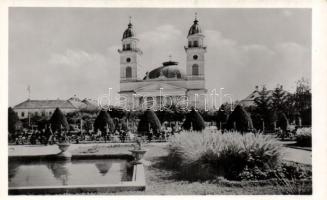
281;146;311;165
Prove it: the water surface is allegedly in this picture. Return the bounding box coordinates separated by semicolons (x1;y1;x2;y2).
9;158;132;187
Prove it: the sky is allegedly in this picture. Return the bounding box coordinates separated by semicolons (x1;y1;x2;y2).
9;8;311;106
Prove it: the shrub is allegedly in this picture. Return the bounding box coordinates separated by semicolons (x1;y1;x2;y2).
8;107;22;134
167;130;282;180
182;109;205;131
295;128;311;147
49;107;69;132
137;109;161;137
94;110;115;134
227;105;253;133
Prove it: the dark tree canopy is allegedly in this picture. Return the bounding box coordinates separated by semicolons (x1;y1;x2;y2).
108;107;127;119
49;107;69;131
277;112;289;131
8;107;22;134
182;109;206;131
137;109;161;135
94;110;115;133
227;105;253;132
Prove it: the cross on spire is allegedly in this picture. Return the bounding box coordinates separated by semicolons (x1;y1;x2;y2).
128;16;132;27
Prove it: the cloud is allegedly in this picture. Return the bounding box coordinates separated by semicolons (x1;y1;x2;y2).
203;30;310;100
49;49;107;68
46;48;120;100
138;25;185;77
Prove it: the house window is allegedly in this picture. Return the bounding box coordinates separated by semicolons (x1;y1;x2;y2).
21;112;25;117
192;64;199;76
126;66;132;78
126;44;131;50
188;41;192;47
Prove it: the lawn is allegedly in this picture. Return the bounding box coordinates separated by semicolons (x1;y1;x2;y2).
72;143;312;195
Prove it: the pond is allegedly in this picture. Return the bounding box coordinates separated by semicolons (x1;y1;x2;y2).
9;158;133;188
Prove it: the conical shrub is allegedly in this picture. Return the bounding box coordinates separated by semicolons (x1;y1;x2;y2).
49;107;69;131
182;109;205;131
137;109;161;136
94;110;115;133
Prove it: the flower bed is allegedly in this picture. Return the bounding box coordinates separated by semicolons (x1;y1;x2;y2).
295;128;312;147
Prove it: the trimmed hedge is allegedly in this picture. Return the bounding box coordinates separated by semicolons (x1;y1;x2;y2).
94;110;115;133
182;109;205;131
227;105;253;132
296;128;311;147
49;107;69;131
137;109;161;136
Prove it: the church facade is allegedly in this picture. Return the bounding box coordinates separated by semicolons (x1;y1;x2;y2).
118;16;208;110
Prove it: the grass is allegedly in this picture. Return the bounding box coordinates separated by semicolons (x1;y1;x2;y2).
72;142;311;195
167;131;283;180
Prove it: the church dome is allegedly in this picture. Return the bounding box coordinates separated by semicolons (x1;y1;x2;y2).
122;22;135;40
188;18;201;36
144;61;184;80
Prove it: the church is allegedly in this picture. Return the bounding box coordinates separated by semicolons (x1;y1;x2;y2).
118;15;207;109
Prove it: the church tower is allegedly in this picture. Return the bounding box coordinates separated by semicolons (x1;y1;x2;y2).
118;17;142;82
185;14;206;80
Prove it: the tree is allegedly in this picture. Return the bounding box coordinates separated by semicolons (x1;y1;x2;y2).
49;108;69;132
215;105;228;130
293;78;311;126
137;109;161;139
8;107;22;134
277;112;289;131
182;109;206;131
94;110;115;134
227;105;253;133
254;86;273;131
272;85;287;112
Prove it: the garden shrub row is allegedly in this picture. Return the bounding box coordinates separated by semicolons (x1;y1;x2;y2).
295;128;312;147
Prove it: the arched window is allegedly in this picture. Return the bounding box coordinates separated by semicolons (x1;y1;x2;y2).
192;64;199;76
126;66;132;78
193;40;199;47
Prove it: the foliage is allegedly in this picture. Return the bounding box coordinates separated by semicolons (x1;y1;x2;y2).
226;105;253;132
137;109;161;136
167;130;282;180
8;107;22;134
108;107;127;119
272;85;287;112
295;128;311;147
182;109;206;131
215;107;228;129
49;108;69;131
277;113;289;131
93;110;115;134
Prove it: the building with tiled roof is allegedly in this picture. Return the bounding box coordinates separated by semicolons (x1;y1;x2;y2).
14;99;78;119
240;86;290;107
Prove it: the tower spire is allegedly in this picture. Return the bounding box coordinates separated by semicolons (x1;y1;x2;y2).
194;12;198;23
128;16;132;27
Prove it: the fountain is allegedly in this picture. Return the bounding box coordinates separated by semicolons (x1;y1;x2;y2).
129;137;147;165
